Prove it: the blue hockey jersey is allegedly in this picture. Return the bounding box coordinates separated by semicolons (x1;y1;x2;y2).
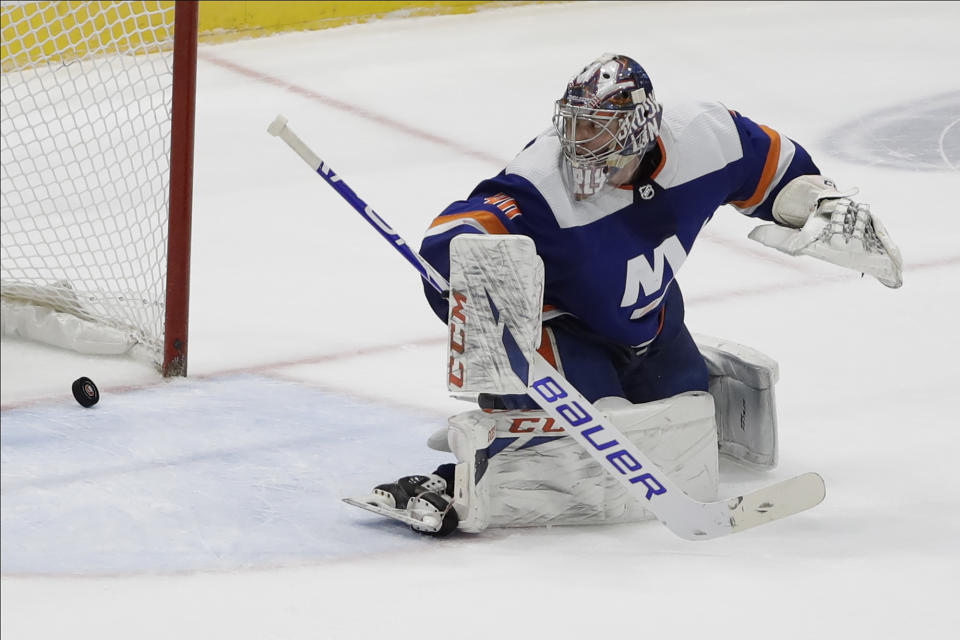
420;101;820;349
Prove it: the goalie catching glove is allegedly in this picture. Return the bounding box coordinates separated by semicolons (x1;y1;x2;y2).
748;175;903;288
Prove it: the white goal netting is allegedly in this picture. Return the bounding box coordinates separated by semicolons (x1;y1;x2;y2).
1;1;183;367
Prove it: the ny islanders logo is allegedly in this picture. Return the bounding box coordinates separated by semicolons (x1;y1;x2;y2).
621;235;687;319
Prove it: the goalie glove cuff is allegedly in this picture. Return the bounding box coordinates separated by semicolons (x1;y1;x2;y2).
772;175;858;228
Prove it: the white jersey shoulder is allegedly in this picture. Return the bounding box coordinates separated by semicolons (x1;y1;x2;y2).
504;128;634;230
654;100;743;189
504;102;743;228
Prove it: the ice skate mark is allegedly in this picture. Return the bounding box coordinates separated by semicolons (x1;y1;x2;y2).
0;431;335;494
820;90;960;172
938;118;960;171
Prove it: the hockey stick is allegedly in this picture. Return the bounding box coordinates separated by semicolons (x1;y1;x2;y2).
266;116;447;295
267;114;826;540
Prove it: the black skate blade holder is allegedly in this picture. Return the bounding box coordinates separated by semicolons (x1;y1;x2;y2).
342;497;444;533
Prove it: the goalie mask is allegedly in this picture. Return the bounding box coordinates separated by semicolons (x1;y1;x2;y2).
553;54;663;200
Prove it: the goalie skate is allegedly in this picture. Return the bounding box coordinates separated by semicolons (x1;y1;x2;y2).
342;474;459;536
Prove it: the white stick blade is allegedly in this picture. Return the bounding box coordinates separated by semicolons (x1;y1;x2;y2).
723;472;825;536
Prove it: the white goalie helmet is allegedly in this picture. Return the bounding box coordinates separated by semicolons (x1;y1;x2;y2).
553;54;663;199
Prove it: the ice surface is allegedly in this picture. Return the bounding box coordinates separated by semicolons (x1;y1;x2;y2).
2;2;959;638
1;375;451;574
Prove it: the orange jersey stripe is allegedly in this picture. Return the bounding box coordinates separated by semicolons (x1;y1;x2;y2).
537;327;560;369
429;210;509;235
731;125;781;209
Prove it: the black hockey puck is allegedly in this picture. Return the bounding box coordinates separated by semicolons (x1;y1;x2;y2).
72;377;100;408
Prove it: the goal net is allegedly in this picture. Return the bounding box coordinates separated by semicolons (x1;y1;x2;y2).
1;0;197;375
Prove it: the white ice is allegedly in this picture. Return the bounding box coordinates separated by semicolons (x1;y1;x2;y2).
2;1;959;638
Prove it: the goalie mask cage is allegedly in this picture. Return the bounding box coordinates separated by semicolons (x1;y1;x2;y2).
1;0;197;376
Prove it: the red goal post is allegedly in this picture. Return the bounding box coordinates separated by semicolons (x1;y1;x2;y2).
1;1;198;376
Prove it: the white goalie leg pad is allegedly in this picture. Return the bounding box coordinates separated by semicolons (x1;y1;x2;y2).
695;334;779;469
437;392;718;530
